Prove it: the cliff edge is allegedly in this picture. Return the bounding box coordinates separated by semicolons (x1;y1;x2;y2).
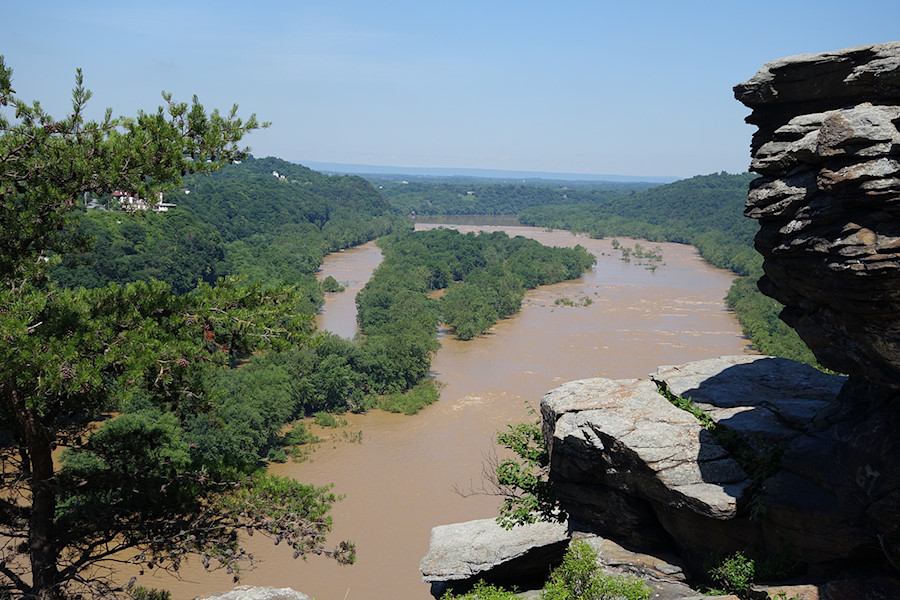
422;43;900;599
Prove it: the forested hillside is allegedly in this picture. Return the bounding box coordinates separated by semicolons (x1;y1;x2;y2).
47;157;416;466
53;156;406;305
519;172;817;365
370;177;658;215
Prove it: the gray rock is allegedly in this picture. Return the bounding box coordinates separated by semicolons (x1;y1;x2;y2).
540;356;899;574
734;42;900;390
419;518;569;596
651;355;843;445
198;587;310;600
575;534;687;582
734;42;900;111
542;378;750;521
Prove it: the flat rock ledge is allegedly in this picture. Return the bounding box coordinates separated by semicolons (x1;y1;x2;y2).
198;587;310;600
419;517;569;597
651;355;842;445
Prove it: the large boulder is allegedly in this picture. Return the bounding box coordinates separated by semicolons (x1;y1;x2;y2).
541;377;751;525
539;355;900;575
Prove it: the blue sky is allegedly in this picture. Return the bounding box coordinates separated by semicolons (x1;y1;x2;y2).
5;1;900;178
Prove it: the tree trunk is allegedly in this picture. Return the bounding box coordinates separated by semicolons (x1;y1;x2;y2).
21;409;62;600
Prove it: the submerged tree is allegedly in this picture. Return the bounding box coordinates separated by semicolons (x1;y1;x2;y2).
0;57;353;600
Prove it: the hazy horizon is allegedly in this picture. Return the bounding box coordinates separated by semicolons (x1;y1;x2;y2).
5;1;900;178
298;160;682;183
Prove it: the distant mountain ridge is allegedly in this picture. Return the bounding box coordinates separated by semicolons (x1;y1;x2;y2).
295;160;680;183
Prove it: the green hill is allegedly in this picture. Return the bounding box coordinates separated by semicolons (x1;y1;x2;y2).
53;156;406;304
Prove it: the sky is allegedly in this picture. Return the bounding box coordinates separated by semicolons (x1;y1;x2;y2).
5;1;900;179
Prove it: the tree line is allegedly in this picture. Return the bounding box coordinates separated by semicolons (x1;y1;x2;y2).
53;156;406;304
371;178;657;216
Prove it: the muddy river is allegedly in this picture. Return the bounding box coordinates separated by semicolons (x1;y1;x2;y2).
145;224;752;599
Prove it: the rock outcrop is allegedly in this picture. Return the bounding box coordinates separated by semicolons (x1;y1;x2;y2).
542;356;854;574
733;42;900;390
419;518;569;596
422;44;900;598
727;42;900;579
541;377;751;548
421;355;898;597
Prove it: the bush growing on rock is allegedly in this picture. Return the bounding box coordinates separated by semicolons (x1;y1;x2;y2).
541;541;651;600
439;541;651;600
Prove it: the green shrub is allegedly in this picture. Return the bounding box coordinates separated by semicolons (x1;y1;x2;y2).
441;580;520;599
313;411;347;428
708;551;754;598
131;589;171;600
440;541;650;600
282;422;319;445
494;416;565;528
267;447;288;463
378;379;441;415
321;275;344;292
541;541;651;600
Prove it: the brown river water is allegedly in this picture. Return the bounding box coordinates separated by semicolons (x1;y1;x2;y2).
140;224;752;599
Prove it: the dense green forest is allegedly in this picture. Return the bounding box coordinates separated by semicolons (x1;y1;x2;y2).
54;157;405;302
46;157;597;462
48;157;416;464
370;177;657;216
366;171;817;366
359;227;596;340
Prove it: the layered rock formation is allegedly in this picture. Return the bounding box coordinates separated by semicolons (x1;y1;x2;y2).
733;42;900;389
542;357;849;572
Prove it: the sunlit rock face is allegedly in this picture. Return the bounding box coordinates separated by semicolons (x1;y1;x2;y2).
734;42;900;390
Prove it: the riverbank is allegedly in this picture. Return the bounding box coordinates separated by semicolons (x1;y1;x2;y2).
140;224;752;600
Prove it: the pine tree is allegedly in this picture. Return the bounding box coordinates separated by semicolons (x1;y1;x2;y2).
0;57;353;600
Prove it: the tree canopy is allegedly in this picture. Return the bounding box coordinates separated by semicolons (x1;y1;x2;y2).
0;58;352;600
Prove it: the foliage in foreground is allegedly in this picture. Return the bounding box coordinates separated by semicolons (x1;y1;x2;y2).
705;551;803;600
493;418;566;528
456;412;563;529
441;580;521;600
0;57;351;600
442;541;651;600
542;541;651;600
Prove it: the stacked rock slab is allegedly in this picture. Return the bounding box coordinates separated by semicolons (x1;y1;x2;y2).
731;42;900;574
733;42;900;389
